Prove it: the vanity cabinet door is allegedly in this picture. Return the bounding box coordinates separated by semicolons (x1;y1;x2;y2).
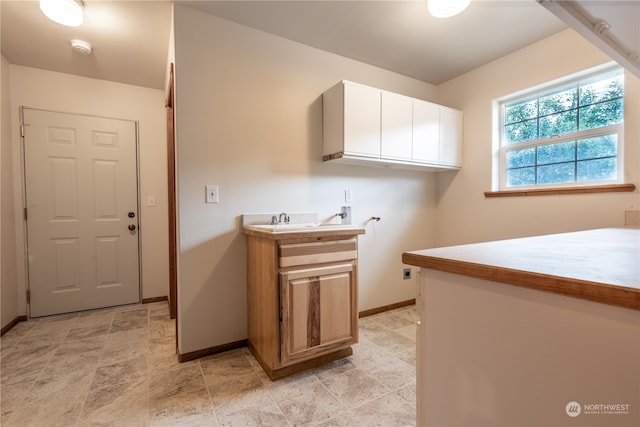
280;263;357;365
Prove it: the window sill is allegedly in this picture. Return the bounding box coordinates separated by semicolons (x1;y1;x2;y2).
484;183;636;198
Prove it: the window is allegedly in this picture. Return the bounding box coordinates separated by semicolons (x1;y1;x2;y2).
498;66;624;190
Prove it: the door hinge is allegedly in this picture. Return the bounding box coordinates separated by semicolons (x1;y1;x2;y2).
24;207;28;221
26;289;30;303
20;124;25;137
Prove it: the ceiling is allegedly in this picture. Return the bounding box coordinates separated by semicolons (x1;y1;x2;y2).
1;0;173;89
0;1;637;90
182;0;567;85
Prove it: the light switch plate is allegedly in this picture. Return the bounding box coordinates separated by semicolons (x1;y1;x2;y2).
206;185;219;204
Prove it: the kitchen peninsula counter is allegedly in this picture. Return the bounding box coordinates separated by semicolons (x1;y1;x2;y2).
402;227;640;427
402;227;640;310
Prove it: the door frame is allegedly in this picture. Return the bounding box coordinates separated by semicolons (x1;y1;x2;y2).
166;64;178;342
20;106;143;317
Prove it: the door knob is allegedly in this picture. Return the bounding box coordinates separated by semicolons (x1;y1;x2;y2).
128;212;135;218
128;224;136;231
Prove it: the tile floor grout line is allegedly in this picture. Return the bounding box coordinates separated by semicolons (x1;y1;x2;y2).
266;393;294;427
196;357;220;427
261;363;295;427
145;305;152;427
315;371;353;423
73;364;97;427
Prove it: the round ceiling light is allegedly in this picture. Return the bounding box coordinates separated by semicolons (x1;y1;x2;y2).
428;0;471;18
70;39;92;54
40;0;84;27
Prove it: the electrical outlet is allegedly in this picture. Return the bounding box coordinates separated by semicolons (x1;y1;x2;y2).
205;185;219;204
625;210;640;226
403;268;412;280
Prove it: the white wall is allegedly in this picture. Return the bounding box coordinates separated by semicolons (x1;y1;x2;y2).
435;30;640;246
1;54;19;329
5;66;169;324
173;5;439;354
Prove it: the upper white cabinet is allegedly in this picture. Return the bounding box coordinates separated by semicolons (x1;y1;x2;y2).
381;91;413;161
323;81;381;159
412;100;440;164
322;80;463;171
438;106;463;167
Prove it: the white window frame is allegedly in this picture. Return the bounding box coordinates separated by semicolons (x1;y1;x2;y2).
497;64;624;191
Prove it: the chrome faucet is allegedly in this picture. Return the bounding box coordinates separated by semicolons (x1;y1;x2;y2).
278;212;290;224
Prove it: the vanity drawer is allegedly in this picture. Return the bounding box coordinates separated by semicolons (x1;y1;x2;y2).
279;239;357;268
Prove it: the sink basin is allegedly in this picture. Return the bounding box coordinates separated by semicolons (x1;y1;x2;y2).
246;223;363;233
250;223;313;230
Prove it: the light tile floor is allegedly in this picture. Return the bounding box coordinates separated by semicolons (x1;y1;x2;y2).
0;302;417;426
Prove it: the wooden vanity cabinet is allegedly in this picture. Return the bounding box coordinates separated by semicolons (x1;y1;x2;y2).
245;231;362;380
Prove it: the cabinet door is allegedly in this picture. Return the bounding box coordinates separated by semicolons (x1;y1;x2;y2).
439;107;463;167
343;82;381;158
381;91;413;161
280;263;357;365
412;100;440;164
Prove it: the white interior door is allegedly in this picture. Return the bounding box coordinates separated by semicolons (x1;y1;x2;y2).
23;108;140;317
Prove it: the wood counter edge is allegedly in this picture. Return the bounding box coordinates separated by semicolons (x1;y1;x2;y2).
402;252;640;311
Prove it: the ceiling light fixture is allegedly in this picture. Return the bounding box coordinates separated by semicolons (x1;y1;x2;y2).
428;0;471;18
40;0;84;27
70;39;92;54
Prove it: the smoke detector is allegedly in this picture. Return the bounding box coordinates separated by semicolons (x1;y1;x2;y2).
70;39;92;54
